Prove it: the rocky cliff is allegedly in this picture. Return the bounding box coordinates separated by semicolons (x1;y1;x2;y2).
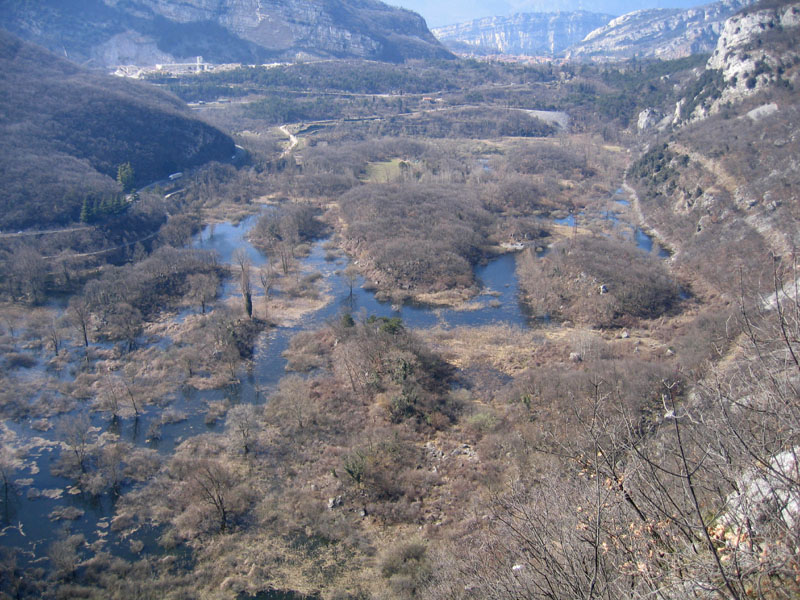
0;0;451;67
704;2;800;110
628;0;800;296
566;0;756;61
432;11;614;57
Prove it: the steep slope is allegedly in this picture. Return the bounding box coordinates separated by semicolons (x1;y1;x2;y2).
432;11;614;57
0;0;452;67
0;30;235;230
566;0;756;61
628;0;800;296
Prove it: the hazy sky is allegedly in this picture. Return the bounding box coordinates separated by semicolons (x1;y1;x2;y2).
390;1;705;27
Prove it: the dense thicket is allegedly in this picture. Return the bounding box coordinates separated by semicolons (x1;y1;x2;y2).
0;30;234;229
339;183;493;293
518;235;682;325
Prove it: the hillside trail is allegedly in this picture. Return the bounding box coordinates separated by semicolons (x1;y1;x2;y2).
279;125;299;156
0;226;93;239
670;141;740;196
670;141;793;257
43;232;158;260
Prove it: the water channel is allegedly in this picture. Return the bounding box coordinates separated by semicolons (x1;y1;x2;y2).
0;190;666;575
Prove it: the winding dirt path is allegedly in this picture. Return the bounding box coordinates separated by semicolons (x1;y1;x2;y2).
279;124;299;156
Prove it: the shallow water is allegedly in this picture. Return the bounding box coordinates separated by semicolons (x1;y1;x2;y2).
554;192;669;258
1;187;670;570
1;213;531;567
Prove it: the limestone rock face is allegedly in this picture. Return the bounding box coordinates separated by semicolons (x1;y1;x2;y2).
566;0;756;61
432;11;614;57
705;3;800;109
637;108;666;131
0;0;452;67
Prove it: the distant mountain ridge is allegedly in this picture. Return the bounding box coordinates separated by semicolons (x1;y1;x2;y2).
432;11;615;56
566;0;757;61
0;30;234;229
0;0;452;68
433;0;758;61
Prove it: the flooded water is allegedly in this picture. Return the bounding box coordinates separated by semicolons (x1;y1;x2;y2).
1;186;670;571
554;187;670;258
1;212;530;568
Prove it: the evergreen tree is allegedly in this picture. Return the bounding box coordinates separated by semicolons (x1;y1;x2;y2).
116;162;135;193
79;197;91;223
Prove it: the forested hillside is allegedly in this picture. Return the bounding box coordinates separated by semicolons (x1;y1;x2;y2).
0;30;234;230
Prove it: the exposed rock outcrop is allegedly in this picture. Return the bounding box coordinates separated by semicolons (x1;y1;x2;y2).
705;2;800;110
432;11;614;57
566;0;756;61
0;0;452;67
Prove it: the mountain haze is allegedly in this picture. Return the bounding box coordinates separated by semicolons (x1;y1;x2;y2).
566;0;756;60
432;0;758;61
394;1;707;28
0;0;452;67
432;11;614;56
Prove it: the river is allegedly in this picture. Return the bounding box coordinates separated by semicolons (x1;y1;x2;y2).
0;192;666;576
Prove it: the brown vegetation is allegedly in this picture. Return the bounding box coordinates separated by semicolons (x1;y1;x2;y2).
518;234;683;327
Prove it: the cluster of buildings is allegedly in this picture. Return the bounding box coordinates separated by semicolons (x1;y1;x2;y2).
113;56;243;78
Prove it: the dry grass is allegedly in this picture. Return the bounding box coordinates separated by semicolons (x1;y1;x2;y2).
421;325;546;376
361;158;406;183
262;293;331;327
413;288;478;308
200;201;262;225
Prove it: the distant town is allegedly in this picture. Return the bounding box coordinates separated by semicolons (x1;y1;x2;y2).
113;55;279;78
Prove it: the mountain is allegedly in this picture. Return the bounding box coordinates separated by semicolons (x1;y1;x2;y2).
0;30;235;230
565;0;756;61
628;0;800;295
0;0;452;68
432;11;615;56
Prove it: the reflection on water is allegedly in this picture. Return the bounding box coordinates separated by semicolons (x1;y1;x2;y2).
4;186;671;570
552;190;669;258
5;214;530;568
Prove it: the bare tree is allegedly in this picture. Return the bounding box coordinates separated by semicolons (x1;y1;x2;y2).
266;375;316;432
427;260;800;600
258;263;275;319
171;456;241;534
233;248;253;319
344;264;359;299
99;440;131;496
67;295;92;348
47;534;84;581
226;404;259;455
98;374;123;418
58;413;94;474
187;272;218;314
0;447;20;513
7;246;48;303
106;302;143;352
120;364;142;417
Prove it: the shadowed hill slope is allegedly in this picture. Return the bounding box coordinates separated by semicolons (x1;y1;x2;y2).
0;30;235;230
